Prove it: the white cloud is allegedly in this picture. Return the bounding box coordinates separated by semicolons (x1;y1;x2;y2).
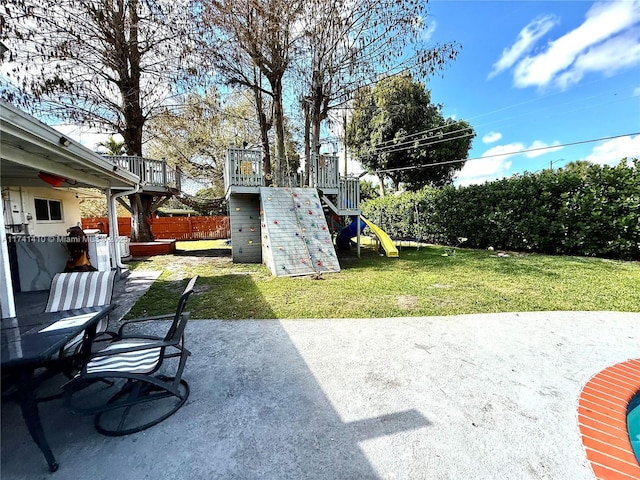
634;86;640;96
481;140;562;160
456;138;564;186
584;134;640;164
412;15;437;42
524;140;563;158
489;15;558;78
504;0;640;89
455;144;518;186
481;142;526;160
482;131;503;144
554;29;640;89
422;18;438;42
455;157;513;187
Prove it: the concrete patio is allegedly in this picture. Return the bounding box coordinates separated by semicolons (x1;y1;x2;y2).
1;310;638;479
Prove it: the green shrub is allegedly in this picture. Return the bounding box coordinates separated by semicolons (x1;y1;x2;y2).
360;158;640;260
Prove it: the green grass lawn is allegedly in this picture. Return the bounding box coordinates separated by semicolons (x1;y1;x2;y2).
126;240;640;319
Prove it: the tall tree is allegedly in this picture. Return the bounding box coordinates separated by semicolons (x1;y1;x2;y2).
296;0;459;183
199;0;304;182
194;4;275;183
146;89;263;196
2;0;198;241
347;74;474;194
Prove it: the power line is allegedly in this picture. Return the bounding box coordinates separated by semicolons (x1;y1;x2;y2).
351;85;634;155
342;77;636;156
366;126;474;153
467;91;636;134
371;132;640;175
364;119;472;149
363;130;475;157
473;76;636;123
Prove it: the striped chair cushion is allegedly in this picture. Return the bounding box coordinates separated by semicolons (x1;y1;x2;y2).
45;270;116;313
46;270;117;356
86;339;162;375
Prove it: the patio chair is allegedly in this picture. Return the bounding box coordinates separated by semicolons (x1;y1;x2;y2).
63;276;198;436
20;270;119;402
45;269;118;357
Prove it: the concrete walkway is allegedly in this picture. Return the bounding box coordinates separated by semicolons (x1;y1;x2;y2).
1;311;638;479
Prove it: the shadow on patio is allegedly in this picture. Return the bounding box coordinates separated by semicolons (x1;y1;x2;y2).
1;272;431;479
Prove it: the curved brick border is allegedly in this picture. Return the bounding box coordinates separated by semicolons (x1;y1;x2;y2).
578;359;640;480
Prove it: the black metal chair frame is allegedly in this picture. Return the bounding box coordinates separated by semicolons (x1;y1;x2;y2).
64;276;198;436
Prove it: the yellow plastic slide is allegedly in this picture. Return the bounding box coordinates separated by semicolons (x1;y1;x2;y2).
361;216;399;257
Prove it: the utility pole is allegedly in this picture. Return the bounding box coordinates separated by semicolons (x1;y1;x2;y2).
550;158;564;171
343;111;348;176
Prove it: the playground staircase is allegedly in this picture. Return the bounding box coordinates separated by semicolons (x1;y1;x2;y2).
260;187;340;277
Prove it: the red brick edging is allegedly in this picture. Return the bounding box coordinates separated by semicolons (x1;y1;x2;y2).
578;359;640;480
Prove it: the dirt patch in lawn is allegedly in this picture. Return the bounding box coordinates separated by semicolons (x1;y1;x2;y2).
398;295;419;310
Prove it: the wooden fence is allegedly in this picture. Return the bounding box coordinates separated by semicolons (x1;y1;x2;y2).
82;216;231;241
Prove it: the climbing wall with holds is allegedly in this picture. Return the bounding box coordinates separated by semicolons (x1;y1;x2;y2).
260;187;340;277
229;194;262;263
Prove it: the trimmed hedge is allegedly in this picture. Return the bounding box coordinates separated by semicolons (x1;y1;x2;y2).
361;159;640;260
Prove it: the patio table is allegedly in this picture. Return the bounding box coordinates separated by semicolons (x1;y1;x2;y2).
1;304;116;472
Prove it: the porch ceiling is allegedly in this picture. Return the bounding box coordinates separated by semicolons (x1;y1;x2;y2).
1;101;139;190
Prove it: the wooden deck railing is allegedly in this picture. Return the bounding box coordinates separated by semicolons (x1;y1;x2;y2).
337;176;360;212
109;155;179;190
224;148;359;211
224;149;341;191
312;154;339;189
224;148;263;192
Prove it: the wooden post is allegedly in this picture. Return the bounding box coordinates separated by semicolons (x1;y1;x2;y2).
343;112;348;177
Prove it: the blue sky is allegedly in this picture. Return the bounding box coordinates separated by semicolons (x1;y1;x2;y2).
422;0;640;185
27;0;640;188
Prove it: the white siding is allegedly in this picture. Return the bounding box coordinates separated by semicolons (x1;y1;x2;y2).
5;186;82;236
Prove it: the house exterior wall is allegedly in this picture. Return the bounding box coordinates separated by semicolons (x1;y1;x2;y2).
3;187;86;292
4;186;82;236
